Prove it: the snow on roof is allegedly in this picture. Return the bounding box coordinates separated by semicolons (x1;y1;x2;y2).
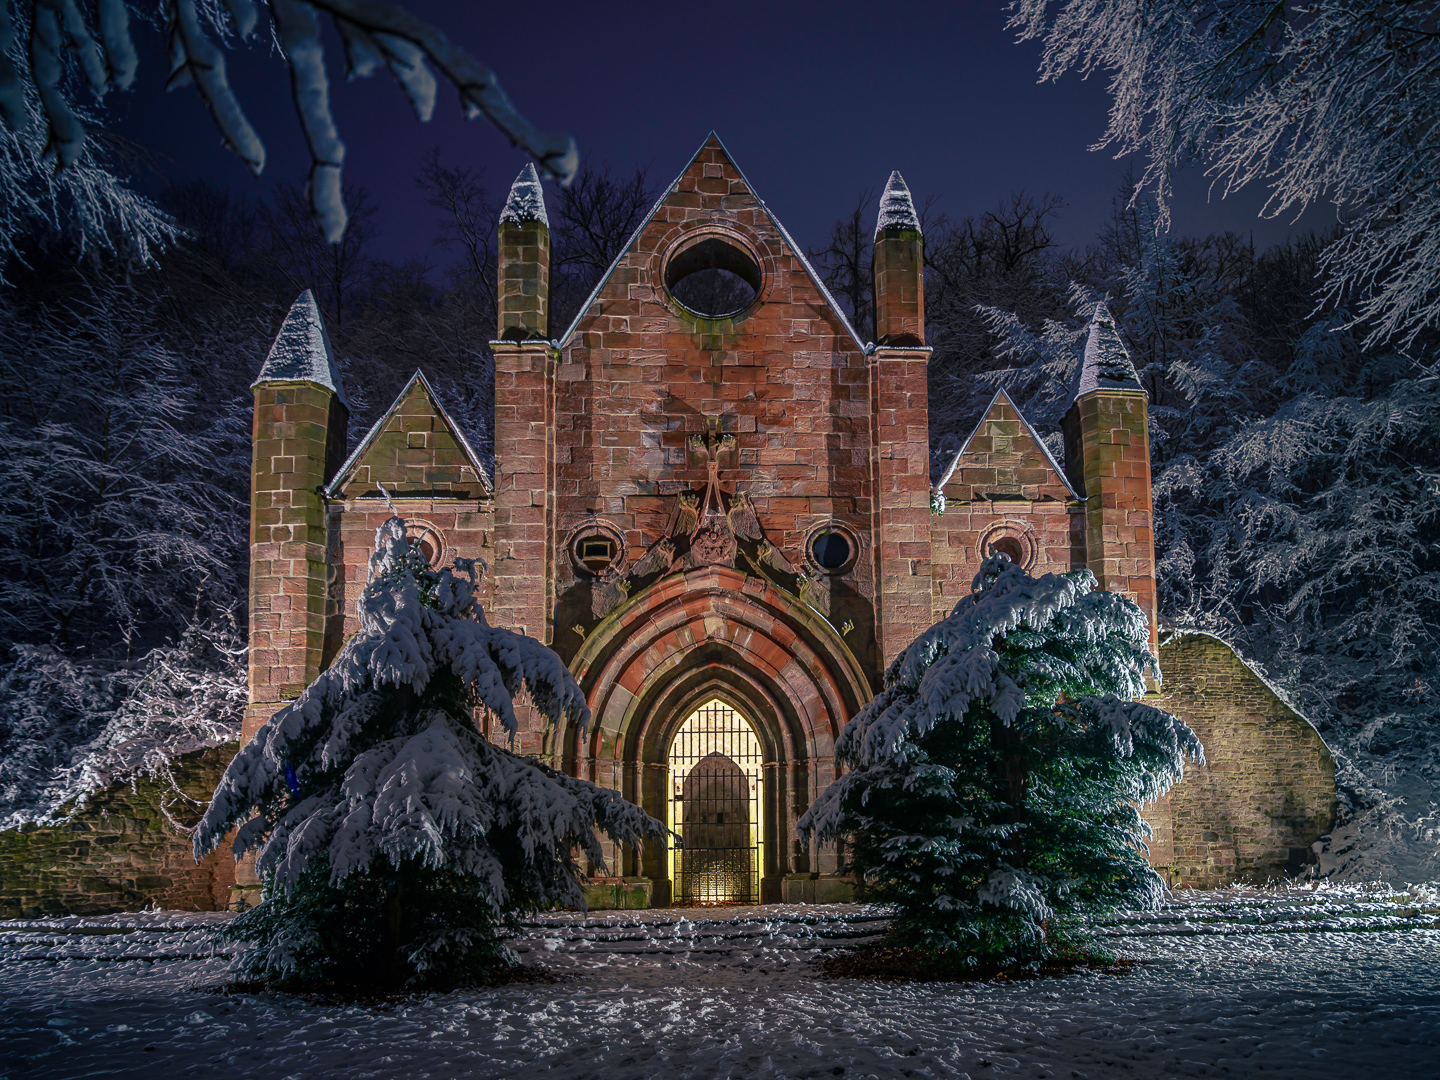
931;388;1081;501
874;171;920;238
324;370;492;498
500;162;549;228
553;132;870;353
252;289;347;403
1074;300;1143;398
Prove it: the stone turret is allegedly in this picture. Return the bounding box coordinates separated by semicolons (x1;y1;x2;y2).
492;164;556;648
870;170;932;665
872;171;924;347
1061;301;1157;646
497;162;552;342
246;290;348;742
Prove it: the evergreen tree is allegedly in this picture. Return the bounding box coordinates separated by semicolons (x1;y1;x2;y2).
194;517;666;989
799;556;1203;968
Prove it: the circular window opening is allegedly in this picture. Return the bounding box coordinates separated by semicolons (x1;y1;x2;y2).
567;521;627;579
665;238;761;317
811;530;852;572
989;536;1025;564
404;522;444;567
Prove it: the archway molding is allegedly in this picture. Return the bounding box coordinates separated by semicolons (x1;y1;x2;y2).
563;566;871;896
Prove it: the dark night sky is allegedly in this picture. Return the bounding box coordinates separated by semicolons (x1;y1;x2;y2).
108;0;1319;268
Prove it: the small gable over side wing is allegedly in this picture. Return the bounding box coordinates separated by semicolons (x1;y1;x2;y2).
326;371;491;500
934;389;1079;504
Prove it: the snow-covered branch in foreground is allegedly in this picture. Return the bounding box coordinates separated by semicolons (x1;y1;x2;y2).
0;0;576;251
799;555;1202;965
196;516;664;987
1011;0;1440;348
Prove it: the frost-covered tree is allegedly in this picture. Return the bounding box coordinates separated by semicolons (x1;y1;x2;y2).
0;0;578;263
194;517;666;989
1010;0;1440;349
0;278;250;825
799;556;1202;968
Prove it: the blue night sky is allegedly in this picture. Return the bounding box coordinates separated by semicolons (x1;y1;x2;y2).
108;0;1320;266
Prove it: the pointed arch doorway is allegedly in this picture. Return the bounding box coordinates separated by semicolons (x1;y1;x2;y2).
668;698;763;904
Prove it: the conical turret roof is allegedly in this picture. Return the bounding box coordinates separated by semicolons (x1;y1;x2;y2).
252;289;347;403
1074;300;1142;398
500;162;549;228
875;171;921;238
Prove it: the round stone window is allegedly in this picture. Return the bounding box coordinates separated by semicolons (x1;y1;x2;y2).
404;521;445;567
566;520;627;579
805;522;859;576
664;236;761;318
977;521;1037;571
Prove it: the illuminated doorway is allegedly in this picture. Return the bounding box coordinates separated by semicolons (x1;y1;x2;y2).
667;698;763;904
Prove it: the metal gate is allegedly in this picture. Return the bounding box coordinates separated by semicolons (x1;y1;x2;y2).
668;699;763;904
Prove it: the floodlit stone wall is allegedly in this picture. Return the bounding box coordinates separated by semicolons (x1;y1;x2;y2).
0;748;236;919
1144;633;1336;888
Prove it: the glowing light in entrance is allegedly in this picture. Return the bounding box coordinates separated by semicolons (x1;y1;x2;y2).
667;699;763;904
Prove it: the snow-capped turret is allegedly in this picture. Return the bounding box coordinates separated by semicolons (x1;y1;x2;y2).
1074;300;1142;398
874;170;921;239
1061;298;1157;652
873;170;924;348
497;163;551;342
247;289;350;748
500;162;550;228
252;288;347;403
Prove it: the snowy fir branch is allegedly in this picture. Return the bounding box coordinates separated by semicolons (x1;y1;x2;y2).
0;0;577;256
799;555;1203;965
195;516;665;988
1010;0;1440;349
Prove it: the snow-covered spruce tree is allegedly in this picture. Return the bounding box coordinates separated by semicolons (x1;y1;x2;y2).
799;556;1203;968
194;517;665;989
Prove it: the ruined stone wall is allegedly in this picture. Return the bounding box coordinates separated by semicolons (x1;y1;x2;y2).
0;747;236;918
1144;633;1336;888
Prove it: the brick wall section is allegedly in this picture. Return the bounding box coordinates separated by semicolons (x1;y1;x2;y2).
0;748;236;918
932;392;1081;620
329;377;489;501
873;228;924;346
498;218;550;340
1062;389;1157;645
871;346;934;664
551;136;881;681
1144;633;1336;888
247;381;346;743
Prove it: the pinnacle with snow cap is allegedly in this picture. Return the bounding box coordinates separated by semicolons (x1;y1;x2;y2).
500;162;550;228
1074;300;1143;398
875;171;921;238
252;289;347;403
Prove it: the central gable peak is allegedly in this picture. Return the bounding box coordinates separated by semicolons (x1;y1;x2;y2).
554;133;866;349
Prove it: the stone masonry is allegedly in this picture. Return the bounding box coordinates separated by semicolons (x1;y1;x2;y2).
1145;633;1335;887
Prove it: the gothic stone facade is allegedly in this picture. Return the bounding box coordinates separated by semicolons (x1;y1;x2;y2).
242;135;1334;905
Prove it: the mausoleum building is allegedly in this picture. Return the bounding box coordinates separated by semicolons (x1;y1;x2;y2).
243;135;1335;906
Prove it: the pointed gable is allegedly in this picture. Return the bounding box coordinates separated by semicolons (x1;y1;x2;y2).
326;371;490;499
935;389;1079;503
253;289;347;402
555;132;866;350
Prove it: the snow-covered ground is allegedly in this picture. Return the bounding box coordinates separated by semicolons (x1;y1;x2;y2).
2;884;1438;1079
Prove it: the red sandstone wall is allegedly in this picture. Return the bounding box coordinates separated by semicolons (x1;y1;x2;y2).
931;393;1081;618
550;137;880;679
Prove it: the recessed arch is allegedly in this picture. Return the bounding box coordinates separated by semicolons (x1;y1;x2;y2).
563;566;871;897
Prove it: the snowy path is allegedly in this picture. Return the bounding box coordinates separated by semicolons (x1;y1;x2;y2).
1;885;1437;1079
